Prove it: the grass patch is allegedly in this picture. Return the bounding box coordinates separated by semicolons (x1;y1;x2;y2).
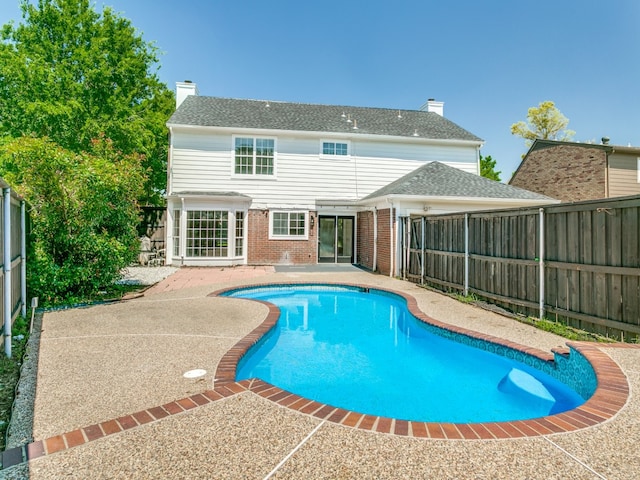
452;293;478;304
420;284;616;343
520;317;614;343
0;316;30;450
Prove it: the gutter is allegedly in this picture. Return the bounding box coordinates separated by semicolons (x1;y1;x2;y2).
359;194;560;207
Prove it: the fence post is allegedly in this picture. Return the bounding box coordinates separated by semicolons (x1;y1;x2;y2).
3;188;11;358
21;200;26;318
539;208;545;320
464;213;469;297
421;216;425;284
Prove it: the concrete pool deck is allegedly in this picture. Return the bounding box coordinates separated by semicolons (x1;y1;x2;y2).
3;266;640;479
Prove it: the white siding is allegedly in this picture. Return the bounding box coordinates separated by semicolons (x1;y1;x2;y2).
170;129;479;208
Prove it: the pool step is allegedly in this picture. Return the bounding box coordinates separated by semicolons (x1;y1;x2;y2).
498;368;556;413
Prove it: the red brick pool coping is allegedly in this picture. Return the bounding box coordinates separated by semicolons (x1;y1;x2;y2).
210;282;630;439
1;283;632;470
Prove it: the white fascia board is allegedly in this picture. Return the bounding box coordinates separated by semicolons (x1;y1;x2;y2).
167;192;252;203
166;123;483;148
315;199;360;206
358;194;559;207
315;199;365;215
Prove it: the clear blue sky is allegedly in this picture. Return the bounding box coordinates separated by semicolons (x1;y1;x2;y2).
1;0;639;180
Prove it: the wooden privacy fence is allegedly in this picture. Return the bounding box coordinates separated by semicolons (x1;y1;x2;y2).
403;195;640;342
0;178;26;357
138;206;166;250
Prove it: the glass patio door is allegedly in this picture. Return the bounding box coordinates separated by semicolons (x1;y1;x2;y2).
318;216;354;263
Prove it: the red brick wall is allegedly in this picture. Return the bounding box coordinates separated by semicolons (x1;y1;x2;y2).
247;210;317;264
376;208;393;276
357;211;374;270
356;208;395;275
509;145;607;202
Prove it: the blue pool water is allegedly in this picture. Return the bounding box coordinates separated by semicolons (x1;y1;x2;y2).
225;285;586;423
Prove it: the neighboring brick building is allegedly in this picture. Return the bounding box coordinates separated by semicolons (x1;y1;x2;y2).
509;139;640;202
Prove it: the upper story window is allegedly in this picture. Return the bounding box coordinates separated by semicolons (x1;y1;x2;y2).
234;137;275;175
322;141;349;157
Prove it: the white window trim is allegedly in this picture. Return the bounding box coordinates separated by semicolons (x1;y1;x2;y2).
184;209;230;259
231;135;278;178
234;210;246;258
637;157;640;183
319;139;351;159
269;210;309;240
175;207;247;260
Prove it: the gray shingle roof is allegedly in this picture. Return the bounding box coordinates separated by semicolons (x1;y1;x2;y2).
361;162;555;201
168;96;483;142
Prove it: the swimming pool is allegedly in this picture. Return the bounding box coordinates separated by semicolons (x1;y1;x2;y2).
223;284;592;423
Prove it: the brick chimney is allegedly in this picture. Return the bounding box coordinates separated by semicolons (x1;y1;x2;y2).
176;80;199;108
419;98;444;116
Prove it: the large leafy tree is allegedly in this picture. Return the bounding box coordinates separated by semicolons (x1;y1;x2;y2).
0;136;145;304
0;0;174;204
510;101;575;147
479;154;501;182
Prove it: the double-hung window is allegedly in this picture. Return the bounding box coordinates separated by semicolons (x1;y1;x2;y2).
321;141;349;157
234;137;275;175
271;211;307;239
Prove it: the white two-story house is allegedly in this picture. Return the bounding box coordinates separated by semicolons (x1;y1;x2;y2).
166;82;554;275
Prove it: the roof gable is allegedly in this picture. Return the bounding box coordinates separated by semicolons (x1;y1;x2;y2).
168;96;483;142
362;162;554;201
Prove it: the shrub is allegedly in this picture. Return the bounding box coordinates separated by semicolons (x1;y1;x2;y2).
0;136;145;304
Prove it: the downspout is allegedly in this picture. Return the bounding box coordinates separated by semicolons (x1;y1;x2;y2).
353;211;358;266
388;199;394;277
180;197;186;266
372;207;378;272
167;127;174;195
166;127;174;266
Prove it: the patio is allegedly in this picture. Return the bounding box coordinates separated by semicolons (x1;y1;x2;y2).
2;266;639;479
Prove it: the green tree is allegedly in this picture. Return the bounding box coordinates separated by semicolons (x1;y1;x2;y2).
0;136;145;304
0;0;174;204
479;154;501;181
510;101;575;146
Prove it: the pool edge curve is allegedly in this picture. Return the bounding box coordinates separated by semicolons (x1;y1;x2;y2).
209;282;630;440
